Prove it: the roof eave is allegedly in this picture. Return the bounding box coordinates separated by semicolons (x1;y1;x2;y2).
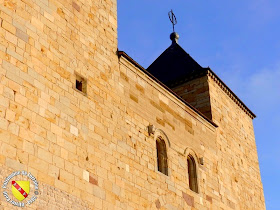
117;50;219;128
205;68;256;119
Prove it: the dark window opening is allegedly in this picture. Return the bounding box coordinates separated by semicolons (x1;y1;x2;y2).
156;138;168;176
76;80;83;92
187;155;198;193
75;74;87;94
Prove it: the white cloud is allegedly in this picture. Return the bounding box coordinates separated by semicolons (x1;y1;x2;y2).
246;67;280;109
220;63;280;112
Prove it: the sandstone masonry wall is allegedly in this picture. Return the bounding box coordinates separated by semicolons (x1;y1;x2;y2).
208;75;265;210
168;71;265;209
172;77;212;120
0;0;265;209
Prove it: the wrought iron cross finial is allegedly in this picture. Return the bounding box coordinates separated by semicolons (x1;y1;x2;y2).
168;10;177;32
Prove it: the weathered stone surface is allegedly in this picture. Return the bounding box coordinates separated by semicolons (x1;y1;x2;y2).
182;192;194;207
15;28;29;43
0;0;264;209
89;174;98;186
206;195;212;203
155;199;161;209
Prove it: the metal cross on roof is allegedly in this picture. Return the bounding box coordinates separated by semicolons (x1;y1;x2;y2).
168;10;177;32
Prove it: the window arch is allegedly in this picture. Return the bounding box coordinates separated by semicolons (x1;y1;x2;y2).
187;155;198;193
156;138;168;175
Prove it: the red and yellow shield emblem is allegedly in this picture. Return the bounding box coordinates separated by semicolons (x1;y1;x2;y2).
11;181;30;201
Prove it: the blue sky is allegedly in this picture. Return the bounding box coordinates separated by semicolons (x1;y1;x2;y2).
118;1;280;209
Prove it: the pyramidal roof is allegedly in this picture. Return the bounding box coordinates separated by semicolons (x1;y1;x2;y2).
147;42;207;87
146;34;255;119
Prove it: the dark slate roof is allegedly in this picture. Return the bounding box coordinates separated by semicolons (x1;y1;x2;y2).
145;42;256;119
147;43;207;87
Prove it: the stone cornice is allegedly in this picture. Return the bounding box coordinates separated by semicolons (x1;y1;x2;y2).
206;69;256;119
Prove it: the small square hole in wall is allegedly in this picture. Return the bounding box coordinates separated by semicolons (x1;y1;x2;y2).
75;73;87;94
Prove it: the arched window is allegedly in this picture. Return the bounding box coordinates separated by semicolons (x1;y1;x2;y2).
156;138;168;175
187;155;198;193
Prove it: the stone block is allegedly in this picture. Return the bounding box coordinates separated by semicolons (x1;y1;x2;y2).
89;174;98;186
59;169;75;186
70;124;78;136
53;155;64;169
182;192;194;207
83;170;89;182
0;142;16;158
55;179;69;193
0;95;9;108
23;140;35;155
0;106;6;118
92;185;106;200
3;86;14;100
38;171;55;186
72;2;80;12
49;164;59;178
0;118;9;130
6;158;27;171
16;150;29;165
7;48;24;62
29;155;49;173
15;28;29;43
38;147;53;164
51;123;62;136
15;93;28;107
8;122;19;136
5;109;15;122
2;20;16;34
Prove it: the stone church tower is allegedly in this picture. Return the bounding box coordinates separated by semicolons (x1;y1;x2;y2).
0;0;265;209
